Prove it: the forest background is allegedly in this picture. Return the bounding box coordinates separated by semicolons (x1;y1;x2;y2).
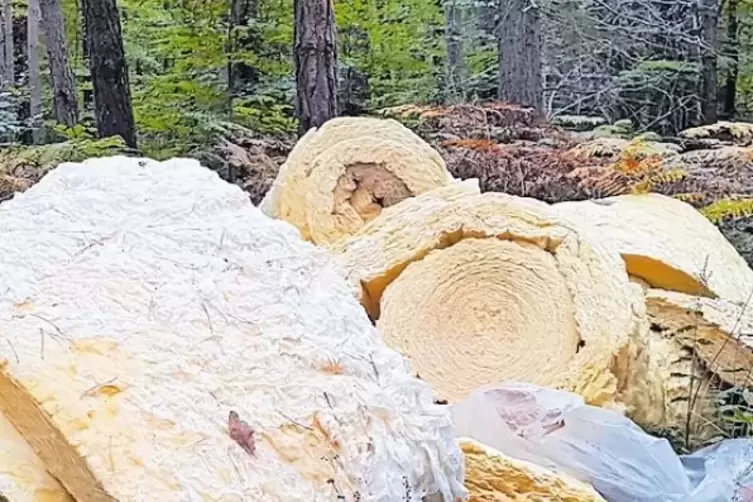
0;0;745;160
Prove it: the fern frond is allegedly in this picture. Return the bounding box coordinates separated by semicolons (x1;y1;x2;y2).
701;199;753;223
648;168;688;186
674;192;706;204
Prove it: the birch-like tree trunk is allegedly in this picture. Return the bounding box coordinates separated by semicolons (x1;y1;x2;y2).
498;0;543;115
40;0;79;127
1;0;13;85
81;0;137;148
28;0;42;142
293;0;338;135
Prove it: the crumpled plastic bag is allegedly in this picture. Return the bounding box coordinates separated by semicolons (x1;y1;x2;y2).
451;382;753;502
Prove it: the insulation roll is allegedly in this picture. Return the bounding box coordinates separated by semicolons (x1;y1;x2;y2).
554;193;753;304
459;438;606;502
0;412;73;502
260;116;452;244
646;288;753;387
0;157;467;502
639;326;720;449
331;188;649;409
261;117;446;217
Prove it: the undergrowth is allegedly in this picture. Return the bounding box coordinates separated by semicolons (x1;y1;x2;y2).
701;199;753;224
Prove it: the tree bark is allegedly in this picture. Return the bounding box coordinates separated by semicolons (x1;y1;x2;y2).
722;0;738;118
39;0;79;127
700;0;719;124
497;0;543;115
226;0;255;117
444;0;466;102
293;0;338;135
81;0;137;148
1;0;13;85
28;0;42;142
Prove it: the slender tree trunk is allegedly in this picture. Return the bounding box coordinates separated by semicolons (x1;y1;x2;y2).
444;0;466;102
722;0;738;118
81;0;137;148
1;0;13;85
40;0;79;127
700;0;719;124
293;0;338;135
497;0;543;115
226;0;252;117
28;0;42;143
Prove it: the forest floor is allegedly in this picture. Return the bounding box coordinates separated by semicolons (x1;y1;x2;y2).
4;102;753;267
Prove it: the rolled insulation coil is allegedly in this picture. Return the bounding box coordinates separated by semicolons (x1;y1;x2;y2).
554;193;753;304
638;325;720;449
646;288;753;388
330;187;649;410
261;117;447;217
260;117;452;244
459;438;605;502
0;157;467;502
0;412;73;502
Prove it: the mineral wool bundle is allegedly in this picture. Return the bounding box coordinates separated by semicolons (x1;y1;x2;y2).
459;439;605;502
0;156;466;502
0;412;73;502
554;193;753;304
639;324;719;448
646;288;753;388
330;187;649;410
260;116;453;244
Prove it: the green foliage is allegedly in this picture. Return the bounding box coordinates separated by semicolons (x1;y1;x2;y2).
50;122;97;141
0;136;127;181
701;198;753;223
336;0;446;108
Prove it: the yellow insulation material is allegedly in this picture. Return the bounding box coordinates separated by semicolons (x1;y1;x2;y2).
259;116;452;244
459;438;605;502
646;288;753;387
639;326;719;448
331;188;649;410
0;412;73;502
554;193;753;304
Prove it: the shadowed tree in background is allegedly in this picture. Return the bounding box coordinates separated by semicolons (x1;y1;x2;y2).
700;0;719;123
39;0;78;127
28;0;42;143
293;0;338;135
498;0;543;115
1;0;13;85
444;0;467;102
81;0;137;148
723;0;739;118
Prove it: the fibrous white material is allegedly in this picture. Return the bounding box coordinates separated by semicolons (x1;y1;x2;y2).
0;156;466;502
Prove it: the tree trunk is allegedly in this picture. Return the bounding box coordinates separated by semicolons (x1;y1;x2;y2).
28;0;42;143
497;0;543;115
1;0;13;85
40;0;79;127
293;0;338;135
444;0;466;102
722;0;738;118
700;0;719;124
81;0;137;148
